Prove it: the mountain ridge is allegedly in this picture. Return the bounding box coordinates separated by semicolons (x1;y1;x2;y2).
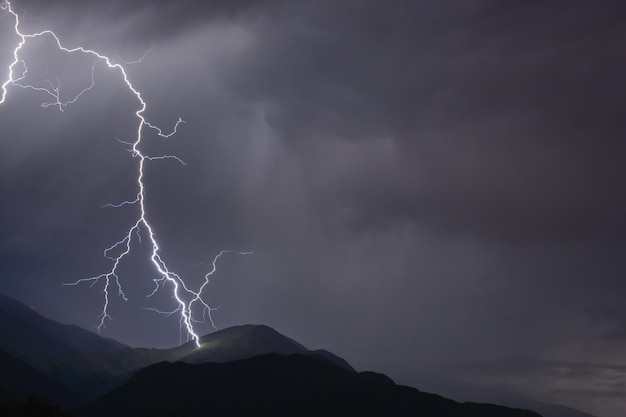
79;353;543;417
0;293;600;417
0;294;126;354
0;348;76;407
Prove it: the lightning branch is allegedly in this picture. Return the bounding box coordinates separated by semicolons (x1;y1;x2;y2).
0;1;250;347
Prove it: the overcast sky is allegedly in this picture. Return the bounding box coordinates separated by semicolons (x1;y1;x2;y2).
1;1;625;416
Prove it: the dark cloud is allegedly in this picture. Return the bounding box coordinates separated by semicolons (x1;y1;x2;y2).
582;306;626;341
1;1;625;416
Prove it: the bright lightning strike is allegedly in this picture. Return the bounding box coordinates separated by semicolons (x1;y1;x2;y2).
0;1;250;347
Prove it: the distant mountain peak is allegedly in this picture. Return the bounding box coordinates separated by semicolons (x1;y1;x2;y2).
81;353;542;417
0;295;593;417
167;323;353;372
198;323;306;348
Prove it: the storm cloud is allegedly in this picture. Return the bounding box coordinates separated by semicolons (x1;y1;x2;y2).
1;1;625;416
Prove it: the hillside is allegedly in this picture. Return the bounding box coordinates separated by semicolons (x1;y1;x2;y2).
0;294;126;355
0;294;599;417
80;353;542;417
0;349;75;407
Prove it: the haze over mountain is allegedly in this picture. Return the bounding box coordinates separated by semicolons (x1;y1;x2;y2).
0;294;598;417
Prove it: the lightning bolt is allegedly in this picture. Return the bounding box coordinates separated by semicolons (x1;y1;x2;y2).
0;1;250;347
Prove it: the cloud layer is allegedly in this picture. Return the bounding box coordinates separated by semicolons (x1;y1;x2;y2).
1;1;625;416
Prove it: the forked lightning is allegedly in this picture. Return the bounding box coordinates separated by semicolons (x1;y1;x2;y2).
0;1;250;347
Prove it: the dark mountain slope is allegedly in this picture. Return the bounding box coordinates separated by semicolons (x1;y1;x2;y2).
0;295;353;403
410;364;601;417
99;324;354;376
0;349;75;407
80;354;542;417
171;324;353;371
0;294;127;373
0;295;581;416
0;294;356;406
0;294;125;354
176;324;309;362
0;294;130;404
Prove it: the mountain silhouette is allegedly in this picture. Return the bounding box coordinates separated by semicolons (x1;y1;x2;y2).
90;324;354;383
0;293;599;417
0;349;75;406
0;292;353;405
0;294;133;403
141;324;353;371
80;353;542;417
0;294;125;356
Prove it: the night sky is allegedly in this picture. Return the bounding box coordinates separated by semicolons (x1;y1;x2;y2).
1;1;625;416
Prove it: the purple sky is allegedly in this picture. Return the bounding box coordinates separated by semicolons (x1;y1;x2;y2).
1;1;625;416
